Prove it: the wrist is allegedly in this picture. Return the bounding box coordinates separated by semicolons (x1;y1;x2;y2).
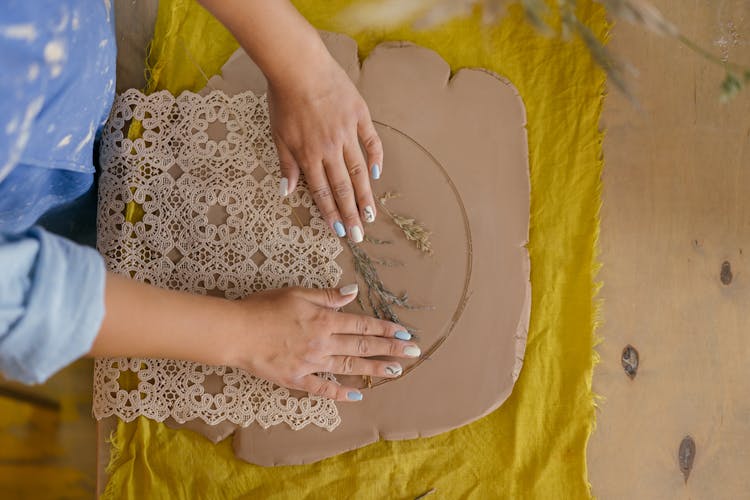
262;35;334;91
209;297;254;369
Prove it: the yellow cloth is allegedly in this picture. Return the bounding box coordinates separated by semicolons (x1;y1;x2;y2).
104;1;606;498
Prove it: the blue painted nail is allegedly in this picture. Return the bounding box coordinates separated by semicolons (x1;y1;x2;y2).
347;391;363;401
333;221;346;237
371;163;381;180
394;330;411;341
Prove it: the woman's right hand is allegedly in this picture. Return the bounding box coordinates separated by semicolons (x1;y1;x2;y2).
93;274;416;402
228;285;420;402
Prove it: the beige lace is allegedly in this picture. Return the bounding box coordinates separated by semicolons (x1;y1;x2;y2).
93;89;342;431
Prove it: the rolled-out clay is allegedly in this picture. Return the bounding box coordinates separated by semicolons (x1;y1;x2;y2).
168;32;531;466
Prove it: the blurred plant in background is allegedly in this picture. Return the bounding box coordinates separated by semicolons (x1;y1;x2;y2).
339;0;750;102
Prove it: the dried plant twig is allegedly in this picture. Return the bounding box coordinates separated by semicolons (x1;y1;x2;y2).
414;488;436;500
378;192;434;256
343;192;438;387
364;234;393;245
348;240;431;325
347;240;432;388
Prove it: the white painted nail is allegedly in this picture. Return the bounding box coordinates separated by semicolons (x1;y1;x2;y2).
363;206;375;223
404;346;421;358
351;225;364;243
385;365;403;377
339;283;359;296
279;177;289;197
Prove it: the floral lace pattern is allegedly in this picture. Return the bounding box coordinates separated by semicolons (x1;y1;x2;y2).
93;89;343;431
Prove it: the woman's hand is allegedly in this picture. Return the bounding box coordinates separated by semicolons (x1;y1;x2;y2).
229;285;418;402
196;0;384;242
92;274;418;402
268;53;383;243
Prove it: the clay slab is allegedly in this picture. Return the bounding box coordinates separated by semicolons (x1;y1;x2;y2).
170;32;531;466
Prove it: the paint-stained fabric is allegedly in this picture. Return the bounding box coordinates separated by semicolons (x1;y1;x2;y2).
102;0;606;498
0;0;116;233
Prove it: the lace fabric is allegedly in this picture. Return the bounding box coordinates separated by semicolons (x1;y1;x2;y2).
93;89;343;431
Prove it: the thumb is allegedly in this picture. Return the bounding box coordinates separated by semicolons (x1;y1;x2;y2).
275;138;300;196
300;284;360;309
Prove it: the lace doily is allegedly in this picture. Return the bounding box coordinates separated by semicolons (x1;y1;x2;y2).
93;89;343;431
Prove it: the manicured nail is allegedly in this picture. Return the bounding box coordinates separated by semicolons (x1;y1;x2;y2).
385;365;403;377
339;283;359;296
351;225;364;243
279;177;289;197
363;206;375;223
347;391;363;401
394;330;411;341
333;221;346;237
371;163;381;180
404;345;421;358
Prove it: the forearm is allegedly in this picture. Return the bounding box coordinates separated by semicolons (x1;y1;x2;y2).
197;0;328;86
88;272;239;366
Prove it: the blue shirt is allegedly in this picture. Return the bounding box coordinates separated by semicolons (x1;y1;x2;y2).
0;0;114;383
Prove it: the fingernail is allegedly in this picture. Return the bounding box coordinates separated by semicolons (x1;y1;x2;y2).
351;225;364;243
279;177;289;197
371;163;381;180
333;221;346;237
339;283;359;296
385;365;403;377
404;345;421;358
363;206;375;224
347;391;363;401
394;330;411;341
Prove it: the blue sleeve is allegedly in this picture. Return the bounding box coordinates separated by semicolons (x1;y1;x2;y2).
0;15;45;184
0;227;105;384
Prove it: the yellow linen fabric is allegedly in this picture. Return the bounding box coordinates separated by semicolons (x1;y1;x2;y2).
104;1;606;498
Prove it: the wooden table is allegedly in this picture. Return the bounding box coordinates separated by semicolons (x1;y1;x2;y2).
590;1;750;498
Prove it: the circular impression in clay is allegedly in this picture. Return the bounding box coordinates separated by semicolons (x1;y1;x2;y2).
335;121;471;390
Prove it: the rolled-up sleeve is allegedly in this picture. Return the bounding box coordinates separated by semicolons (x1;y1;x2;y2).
0;227;105;384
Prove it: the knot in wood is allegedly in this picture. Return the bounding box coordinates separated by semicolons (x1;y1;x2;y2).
720;261;733;285
679;435;696;483
621;344;639;379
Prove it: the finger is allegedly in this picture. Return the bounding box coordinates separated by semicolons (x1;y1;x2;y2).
306;163;347;238
329;334;421;360
274;137;300;195
333;311;412;340
324;152;364;243
325;356;403;378
298;284;360;309
344;139;376;224
296;374;364;402
358;113;383;181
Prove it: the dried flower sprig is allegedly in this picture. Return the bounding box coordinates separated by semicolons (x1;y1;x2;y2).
348;238;434;389
339;0;750;102
343;192;437;388
348;240;431;329
378;192;434;256
364;234;393;245
370;256;404;267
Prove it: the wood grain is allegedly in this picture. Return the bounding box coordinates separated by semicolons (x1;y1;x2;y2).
590;1;750;498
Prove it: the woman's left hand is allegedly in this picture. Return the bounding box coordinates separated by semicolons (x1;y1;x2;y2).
196;0;383;241
267;52;383;242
